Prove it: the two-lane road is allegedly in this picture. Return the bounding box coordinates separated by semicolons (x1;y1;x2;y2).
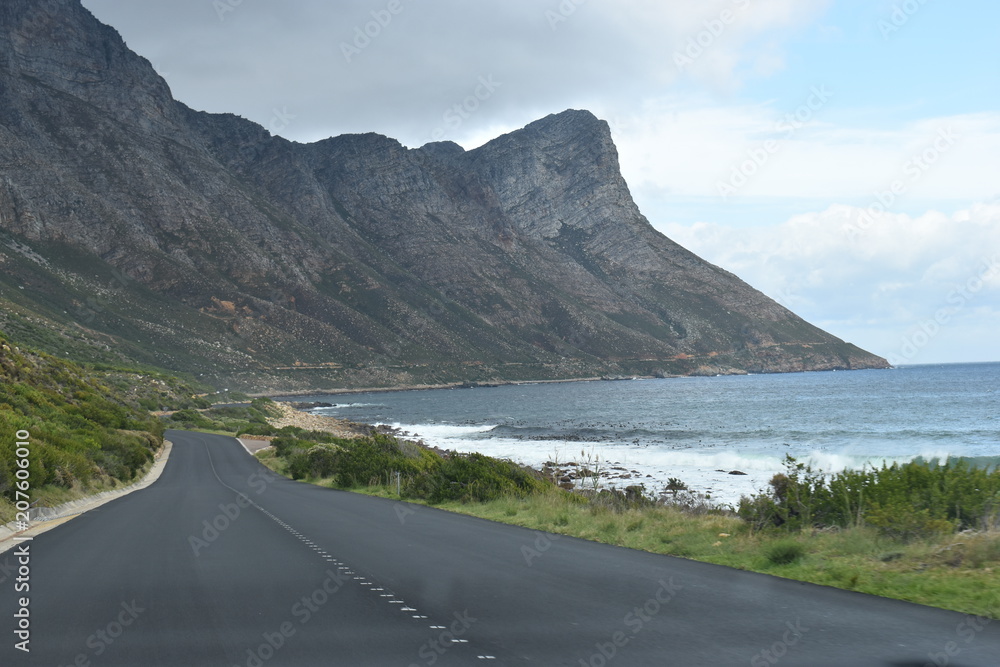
2;430;998;665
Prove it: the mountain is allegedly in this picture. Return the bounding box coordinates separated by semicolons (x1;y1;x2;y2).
0;0;889;392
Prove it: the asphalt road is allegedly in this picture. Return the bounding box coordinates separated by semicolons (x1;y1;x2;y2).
2;430;998;665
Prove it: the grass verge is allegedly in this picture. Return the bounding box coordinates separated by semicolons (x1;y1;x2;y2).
254;450;1000;619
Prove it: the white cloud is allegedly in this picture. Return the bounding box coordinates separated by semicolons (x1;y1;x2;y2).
663;203;1000;364
608;100;1000;208
595;0;831;90
82;0;832;147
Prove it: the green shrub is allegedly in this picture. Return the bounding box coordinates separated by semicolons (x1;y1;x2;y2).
237;422;279;437
271;436;307;458
738;456;1000;535
168;409;218;430
864;502;956;541
0;334;164;493
766;540;806;565
588;486;657;512
306;444;340;478
250;398;282;419
330;434;432;488
263;427;556;504
412;452;546;503
286;449;312;480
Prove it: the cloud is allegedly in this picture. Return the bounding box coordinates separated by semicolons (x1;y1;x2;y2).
609;101;1000;208
81;0;831;146
663;203;1000;363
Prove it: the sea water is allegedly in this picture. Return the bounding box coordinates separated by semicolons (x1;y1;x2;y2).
297;363;999;506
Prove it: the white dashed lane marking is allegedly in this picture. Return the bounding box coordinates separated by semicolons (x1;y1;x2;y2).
254;500;487;659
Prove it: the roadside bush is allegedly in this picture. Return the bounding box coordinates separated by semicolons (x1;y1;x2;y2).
864;502;956;541
0;334;164;493
306;444;340;478
271;436;310;458
739;456;1000;536
237;422;279;437
331;434;435;488
766;540;806;565
168;409;218;430
411;452;547;503
586;486;658;512
286;449;312;481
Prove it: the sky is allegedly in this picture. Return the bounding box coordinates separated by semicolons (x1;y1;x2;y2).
80;0;1000;365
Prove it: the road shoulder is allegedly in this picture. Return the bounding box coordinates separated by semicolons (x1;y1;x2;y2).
0;439;174;554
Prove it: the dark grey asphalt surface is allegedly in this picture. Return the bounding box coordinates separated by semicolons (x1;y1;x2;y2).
2;430;998;665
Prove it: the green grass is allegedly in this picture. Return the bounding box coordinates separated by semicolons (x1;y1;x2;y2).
433;493;1000;618
254;459;1000;619
766;539;806;565
235;404;1000;620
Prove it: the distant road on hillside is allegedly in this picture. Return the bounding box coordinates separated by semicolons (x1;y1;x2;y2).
2;430;997;665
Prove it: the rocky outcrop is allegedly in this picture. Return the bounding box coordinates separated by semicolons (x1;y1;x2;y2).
0;0;889;391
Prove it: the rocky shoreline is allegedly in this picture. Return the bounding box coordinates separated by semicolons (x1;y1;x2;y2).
265;401;371;439
266;402;735;505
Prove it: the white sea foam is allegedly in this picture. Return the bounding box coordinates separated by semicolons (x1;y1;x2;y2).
315;403;386;411
386;423;963;507
387;422;498;440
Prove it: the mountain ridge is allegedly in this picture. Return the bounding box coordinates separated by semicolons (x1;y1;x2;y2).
0;0;889;391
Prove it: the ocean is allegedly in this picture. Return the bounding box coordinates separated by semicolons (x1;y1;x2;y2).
294;362;999;507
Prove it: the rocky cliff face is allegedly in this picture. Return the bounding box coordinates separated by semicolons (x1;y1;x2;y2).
0;0;889;391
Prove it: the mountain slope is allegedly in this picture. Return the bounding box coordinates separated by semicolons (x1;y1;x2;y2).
0;0;888;391
0;331;166;515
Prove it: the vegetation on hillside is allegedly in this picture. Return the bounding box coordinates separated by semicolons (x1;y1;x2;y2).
165;398;282;435
0;331;207;520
